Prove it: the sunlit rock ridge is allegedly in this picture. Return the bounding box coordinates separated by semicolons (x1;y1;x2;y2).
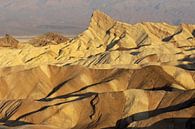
0;11;194;129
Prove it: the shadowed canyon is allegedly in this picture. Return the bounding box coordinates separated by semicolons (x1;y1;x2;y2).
0;11;195;129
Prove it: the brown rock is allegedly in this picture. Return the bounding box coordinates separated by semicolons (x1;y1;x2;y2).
29;32;69;47
0;34;19;48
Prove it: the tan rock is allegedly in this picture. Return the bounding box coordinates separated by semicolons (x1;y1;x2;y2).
0;10;194;129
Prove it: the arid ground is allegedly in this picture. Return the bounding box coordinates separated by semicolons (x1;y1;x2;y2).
0;11;194;129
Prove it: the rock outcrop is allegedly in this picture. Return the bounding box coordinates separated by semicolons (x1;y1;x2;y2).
0;11;194;129
29;32;69;47
0;34;19;48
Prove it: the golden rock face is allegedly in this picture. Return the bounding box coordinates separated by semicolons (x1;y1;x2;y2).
0;11;195;129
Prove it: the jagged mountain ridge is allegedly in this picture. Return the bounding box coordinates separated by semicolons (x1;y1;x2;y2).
0;0;195;35
0;11;194;69
0;10;194;128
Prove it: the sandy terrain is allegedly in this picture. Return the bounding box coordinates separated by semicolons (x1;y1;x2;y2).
0;11;194;129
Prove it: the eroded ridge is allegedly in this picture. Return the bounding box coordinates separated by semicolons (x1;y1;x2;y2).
0;10;194;129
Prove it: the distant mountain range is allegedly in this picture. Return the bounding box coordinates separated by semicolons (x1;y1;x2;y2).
0;0;194;35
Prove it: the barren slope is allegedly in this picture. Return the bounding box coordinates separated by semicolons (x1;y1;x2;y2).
0;11;194;129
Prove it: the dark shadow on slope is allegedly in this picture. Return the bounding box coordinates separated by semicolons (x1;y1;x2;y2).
145;84;179;91
103;96;195;129
134;54;157;64
177;64;195;71
1;90;98;126
0;93;97;127
186;47;195;51
162;35;174;42
115;97;195;129
16;92;97;122
162;28;183;42
187;37;193;40
178;55;195;62
45;77;75;98
130;51;140;56
177;55;195;71
38;69;125;102
106;38;121;51
106;33;126;51
0;100;22;122
15;69;125;126
102;118;195;129
192;30;195;37
38;78;112;102
2;120;32;127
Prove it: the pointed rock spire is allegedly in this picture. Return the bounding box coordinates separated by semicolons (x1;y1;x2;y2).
89;10;115;31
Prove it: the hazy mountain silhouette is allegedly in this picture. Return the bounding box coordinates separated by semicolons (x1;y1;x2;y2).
0;0;195;35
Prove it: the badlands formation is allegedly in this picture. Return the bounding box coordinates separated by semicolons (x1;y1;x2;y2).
0;11;194;129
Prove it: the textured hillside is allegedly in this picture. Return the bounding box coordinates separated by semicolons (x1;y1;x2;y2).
0;11;194;129
0;11;195;69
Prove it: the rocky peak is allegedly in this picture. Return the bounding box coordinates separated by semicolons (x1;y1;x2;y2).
0;34;19;48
